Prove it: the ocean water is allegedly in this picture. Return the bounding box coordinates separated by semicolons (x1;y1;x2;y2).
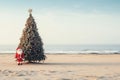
0;44;120;54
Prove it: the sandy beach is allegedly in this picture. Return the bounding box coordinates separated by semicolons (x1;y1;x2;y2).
0;54;120;80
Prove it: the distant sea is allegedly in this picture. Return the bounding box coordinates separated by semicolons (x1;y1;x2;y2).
0;44;120;54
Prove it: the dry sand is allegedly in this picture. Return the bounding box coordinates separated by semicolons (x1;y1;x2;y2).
0;54;120;80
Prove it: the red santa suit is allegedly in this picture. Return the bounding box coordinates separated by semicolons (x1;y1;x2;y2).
15;48;24;65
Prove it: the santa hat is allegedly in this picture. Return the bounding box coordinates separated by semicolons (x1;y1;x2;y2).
16;47;20;50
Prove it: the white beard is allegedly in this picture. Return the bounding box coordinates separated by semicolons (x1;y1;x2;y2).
17;49;23;54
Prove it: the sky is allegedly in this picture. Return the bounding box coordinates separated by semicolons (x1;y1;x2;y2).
0;0;120;45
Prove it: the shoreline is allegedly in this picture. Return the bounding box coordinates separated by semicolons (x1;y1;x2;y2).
0;52;120;55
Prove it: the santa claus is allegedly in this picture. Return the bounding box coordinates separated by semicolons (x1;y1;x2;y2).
15;48;24;65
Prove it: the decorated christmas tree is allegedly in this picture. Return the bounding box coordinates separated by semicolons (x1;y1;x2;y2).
18;9;46;63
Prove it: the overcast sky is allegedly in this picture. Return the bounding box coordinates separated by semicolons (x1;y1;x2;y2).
0;0;120;45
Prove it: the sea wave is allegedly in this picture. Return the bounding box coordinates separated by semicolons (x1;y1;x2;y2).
0;50;120;54
45;50;120;54
0;45;120;54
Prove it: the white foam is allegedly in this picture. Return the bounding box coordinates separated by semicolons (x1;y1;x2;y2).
45;50;120;54
0;50;119;54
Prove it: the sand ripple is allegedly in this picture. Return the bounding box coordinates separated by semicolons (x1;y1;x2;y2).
0;70;120;80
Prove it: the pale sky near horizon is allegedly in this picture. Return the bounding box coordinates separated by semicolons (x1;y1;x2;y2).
0;0;120;45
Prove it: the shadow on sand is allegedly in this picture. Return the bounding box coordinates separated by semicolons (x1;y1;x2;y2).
25;62;120;66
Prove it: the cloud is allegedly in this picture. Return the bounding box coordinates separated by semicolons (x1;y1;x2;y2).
35;10;120;44
0;8;120;45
